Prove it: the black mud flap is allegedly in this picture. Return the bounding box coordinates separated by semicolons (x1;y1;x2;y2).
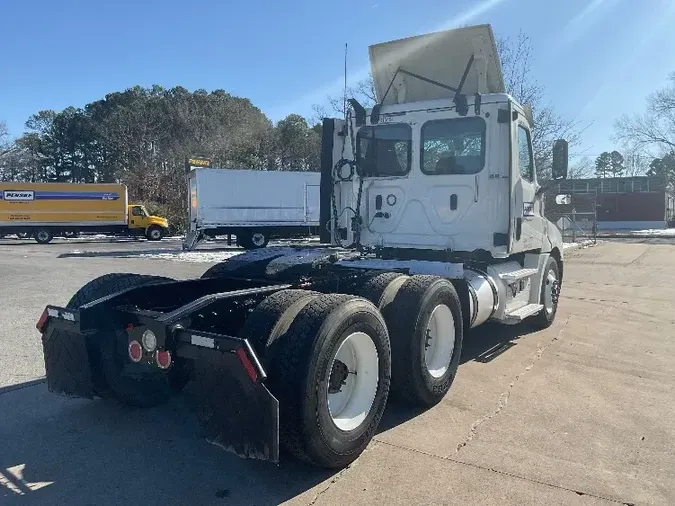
41;326;94;399
187;347;280;464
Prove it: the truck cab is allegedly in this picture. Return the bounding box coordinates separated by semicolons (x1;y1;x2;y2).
127;204;169;240
325;24;567;261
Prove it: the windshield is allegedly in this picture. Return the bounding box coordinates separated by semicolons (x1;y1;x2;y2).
421;117;486;175
356;124;412;177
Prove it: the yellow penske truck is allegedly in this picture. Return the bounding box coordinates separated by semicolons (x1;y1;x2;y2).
0;182;169;243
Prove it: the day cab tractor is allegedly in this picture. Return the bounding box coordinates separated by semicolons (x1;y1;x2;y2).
36;24;569;469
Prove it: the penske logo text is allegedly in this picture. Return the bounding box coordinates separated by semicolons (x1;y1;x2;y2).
3;190;35;201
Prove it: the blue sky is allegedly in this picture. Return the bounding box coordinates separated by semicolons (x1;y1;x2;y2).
2;0;675;159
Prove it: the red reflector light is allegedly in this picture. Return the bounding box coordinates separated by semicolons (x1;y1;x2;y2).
128;341;143;362
236;348;258;383
36;309;49;332
156;350;171;369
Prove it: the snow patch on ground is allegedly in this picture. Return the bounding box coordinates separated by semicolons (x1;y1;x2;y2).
625;228;675;237
563;239;595;250
136;250;245;263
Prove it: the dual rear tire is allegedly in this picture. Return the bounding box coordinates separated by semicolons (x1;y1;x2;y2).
241;290;391;469
357;273;464;407
241;273;463;468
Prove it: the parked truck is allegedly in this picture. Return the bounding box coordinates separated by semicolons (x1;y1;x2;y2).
36;24;569;470
182;167;320;250
0;182;169;243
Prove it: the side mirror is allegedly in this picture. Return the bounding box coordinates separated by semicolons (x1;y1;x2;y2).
370;104;381;125
555;194;572;205
348;98;366;127
552;139;568;180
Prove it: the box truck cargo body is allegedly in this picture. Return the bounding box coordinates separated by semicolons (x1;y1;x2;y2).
184;168;321;249
0;182;169;243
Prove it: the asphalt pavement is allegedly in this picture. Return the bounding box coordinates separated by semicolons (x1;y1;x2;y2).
0;235;673;505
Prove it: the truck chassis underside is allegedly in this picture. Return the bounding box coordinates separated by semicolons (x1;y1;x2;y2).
38;258;376;463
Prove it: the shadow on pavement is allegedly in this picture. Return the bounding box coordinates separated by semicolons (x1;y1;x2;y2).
376;321;538;432
0;383;334;506
461;321;539;365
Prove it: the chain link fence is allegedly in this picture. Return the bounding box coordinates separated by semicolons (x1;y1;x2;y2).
547;210;598;244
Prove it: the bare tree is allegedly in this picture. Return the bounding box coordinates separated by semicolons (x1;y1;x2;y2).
622;148;650;176
497;31;587;180
568;156;594;179
0;120;12;157
614;71;675;155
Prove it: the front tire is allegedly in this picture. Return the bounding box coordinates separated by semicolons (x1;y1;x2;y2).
532;256;561;329
267;293;391;468
146;225;164;241
382;275;464;408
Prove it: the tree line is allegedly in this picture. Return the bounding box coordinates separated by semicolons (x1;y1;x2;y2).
0;87;321;230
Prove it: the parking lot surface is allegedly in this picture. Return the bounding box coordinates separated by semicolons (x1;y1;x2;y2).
0;236;673;505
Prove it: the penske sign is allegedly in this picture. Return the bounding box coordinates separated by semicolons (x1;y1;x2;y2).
3;190;35;202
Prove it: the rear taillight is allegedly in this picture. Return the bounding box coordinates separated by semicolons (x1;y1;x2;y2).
156;350;171;369
236;348;258;383
128;341;143;362
36;309;49;333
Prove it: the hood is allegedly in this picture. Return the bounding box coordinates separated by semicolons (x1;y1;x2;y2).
368;23;505;106
148;216;169;227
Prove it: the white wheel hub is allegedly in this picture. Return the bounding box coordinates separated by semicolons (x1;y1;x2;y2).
150;229;161;239
327;331;379;431
424;304;455;379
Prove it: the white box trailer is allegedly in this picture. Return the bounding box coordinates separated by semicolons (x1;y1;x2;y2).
183;168;321;250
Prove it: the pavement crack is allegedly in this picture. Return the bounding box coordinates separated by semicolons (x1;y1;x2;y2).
306;442;371;506
455;316;571;453
374;439;634;506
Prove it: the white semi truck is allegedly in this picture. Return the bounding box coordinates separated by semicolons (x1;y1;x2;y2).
182;167;320;251
36;24;568;470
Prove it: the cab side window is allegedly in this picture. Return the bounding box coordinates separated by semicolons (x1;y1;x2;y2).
131;206;143;216
517;125;534;183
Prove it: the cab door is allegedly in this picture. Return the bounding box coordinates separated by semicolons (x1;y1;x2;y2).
129;206;148;230
510;120;539;252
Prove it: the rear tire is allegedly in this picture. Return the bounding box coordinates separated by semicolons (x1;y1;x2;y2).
34;229;53;244
239;229;269;249
65;273;187;407
239;289;320;368
358;272;410;312
382;275;463;407
267;293;391;468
